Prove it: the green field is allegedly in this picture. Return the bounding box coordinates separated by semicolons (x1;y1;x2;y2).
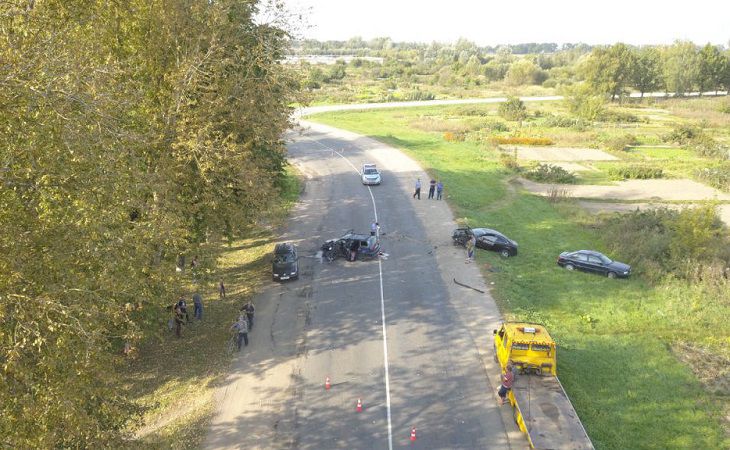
308;101;729;449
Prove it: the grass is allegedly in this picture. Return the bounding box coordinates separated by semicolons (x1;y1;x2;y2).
307;102;729;450
121;168;301;448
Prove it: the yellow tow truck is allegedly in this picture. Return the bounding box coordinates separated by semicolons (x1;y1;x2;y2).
493;322;593;449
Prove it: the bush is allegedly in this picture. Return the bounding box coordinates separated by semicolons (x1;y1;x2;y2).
541;114;590;130
562;83;605;120
401;89;435;101
690;136;729;160
599;110;646;123
492;136;553;146
524;163;577;183
499;154;522;171
454;106;491;117
695;164;730;191
607;165;663;180
603;133;639;151
498;96;528;121
666;124;702;145
443;131;465;142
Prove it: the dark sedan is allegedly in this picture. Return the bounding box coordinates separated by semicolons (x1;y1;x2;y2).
273;243;299;281
452;227;518;257
557;250;630;278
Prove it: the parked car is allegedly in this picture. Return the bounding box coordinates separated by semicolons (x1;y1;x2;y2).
273;243;299;281
557;250;630;278
361;163;382;185
321;230;381;262
452;227;518;257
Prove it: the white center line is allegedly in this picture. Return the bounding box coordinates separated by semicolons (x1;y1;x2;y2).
303;135;394;450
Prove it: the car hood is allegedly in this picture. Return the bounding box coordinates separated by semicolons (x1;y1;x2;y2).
273;261;296;273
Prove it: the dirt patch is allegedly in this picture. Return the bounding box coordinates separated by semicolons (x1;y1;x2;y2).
519;178;730;202
503;146;618;161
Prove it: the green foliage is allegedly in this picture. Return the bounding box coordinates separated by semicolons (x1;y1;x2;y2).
691;136;729;160
599;110;645;123
695;164;730;191
524;163;577;183
581;43;636;100
602;205;728;280
505;59;542;86
602;133;639;151
607;165;663;180
0;0;298;446
632;46;664;96
562;83;605;120
498;96;528;121
662;41;699;96
667;123;702;144
540;113;590;130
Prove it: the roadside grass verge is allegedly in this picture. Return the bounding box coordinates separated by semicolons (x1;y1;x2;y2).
308;106;728;449
121;168;300;449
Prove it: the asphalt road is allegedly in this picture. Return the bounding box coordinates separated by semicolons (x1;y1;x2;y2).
204;121;524;449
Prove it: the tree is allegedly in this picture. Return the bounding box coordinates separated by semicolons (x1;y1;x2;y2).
697;43;725;95
582;43;636;100
662;41;699;96
498;96;528;122
505;59;541;86
632;47;664;97
0;0;298;446
563;83;606;120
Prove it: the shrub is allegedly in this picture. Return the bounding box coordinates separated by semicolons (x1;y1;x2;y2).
443;131;465;142
524;163;577;183
454;106;491;117
599;110;646;123
603;133;639;151
695;164;730;191
492;136;554;146
666;124;702;145
562;83;605;120
401;89;435;101
690;136;729;160
541;114;590;130
498;96;528;121
499;154;522;171
607;165;663;180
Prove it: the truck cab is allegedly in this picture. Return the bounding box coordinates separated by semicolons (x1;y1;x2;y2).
494;322;556;376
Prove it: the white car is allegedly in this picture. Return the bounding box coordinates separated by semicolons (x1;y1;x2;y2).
361;163;382;185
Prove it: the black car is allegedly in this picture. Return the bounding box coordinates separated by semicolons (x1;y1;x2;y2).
557;250;630;278
452;227;518;257
321;230;381;262
273;243;299;281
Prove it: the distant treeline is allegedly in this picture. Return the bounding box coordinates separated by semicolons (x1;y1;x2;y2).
294;37;730;101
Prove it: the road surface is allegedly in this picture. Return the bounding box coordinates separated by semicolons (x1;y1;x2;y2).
204;121;524;449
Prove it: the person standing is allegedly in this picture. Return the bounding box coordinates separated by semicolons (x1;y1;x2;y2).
436;181;444;200
193;293;203;320
498;362;516;405
242;301;255;330
370;221;379;236
231;314;249;351
173;304;185;338
413;178;421;199
177;295;191;323
219;280;226;299
466;234;476;263
428;179;436;199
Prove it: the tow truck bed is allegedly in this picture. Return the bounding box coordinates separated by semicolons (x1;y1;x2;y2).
512;375;594;450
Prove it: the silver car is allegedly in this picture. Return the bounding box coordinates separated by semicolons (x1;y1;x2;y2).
361;164;381;185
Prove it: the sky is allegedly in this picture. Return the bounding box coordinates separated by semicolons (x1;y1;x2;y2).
280;0;730;46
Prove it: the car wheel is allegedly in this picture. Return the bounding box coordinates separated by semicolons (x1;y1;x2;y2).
565;263;575;271
500;249;510;258
607;271;617;279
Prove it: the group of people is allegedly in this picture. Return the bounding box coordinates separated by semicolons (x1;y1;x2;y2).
230;301;256;352
172;293;204;337
412;178;444;200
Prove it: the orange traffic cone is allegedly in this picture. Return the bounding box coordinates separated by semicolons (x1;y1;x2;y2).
325;376;331;390
356;398;363;412
410;426;417;442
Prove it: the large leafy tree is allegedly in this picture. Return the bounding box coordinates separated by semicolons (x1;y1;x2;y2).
696;43;726;95
0;0;298;446
632;46;664;97
582;43;636;100
662;41;699;96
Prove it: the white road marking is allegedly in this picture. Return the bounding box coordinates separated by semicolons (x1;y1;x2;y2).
304;134;394;450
